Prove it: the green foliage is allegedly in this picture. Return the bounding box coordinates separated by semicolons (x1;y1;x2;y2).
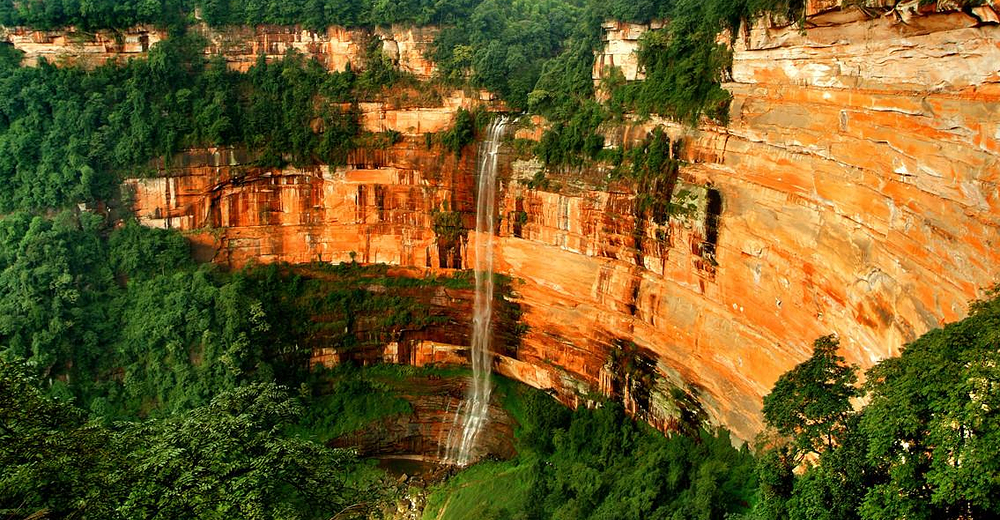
620;127;700;224
535;99;607;167
0;42;22;70
762;335;858;460
430;0;586;111
618;16;734;124
0;211;114;380
108;220;193;280
0;359;119;519
858;288;1000;518
355;36;401;96
439;107;480;156
526;0;812;164
0;37;359;212
116;382;385;519
0;206;477;421
426;384;757;519
0;0;483;30
112;267;273;416
0;364;387;519
291;372;413;441
755;289;1000;519
197;0;479;30
0;0;190;30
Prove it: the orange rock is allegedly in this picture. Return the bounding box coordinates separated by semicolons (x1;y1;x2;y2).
3;23;438;77
122;10;1000;443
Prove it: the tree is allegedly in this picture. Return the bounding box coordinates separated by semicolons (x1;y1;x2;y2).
859;288;1000;519
0;366;387;520
114;382;386;519
0;359;121;518
762;335;859;460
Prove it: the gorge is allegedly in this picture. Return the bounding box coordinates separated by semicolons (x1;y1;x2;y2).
1;0;998;517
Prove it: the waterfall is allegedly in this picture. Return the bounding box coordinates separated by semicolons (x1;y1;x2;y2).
444;115;510;466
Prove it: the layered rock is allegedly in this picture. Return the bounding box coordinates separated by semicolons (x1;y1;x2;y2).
562;5;999;439
122;7;1000;442
1;25;165;66
1;23;436;76
125;140;474;268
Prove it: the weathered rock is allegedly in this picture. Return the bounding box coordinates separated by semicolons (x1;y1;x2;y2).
1;25;166;67
122;9;1000;442
2;23;437;76
125;139;477;268
591;19;665;86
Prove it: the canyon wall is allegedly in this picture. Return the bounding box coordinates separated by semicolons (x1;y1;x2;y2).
121;4;1000;442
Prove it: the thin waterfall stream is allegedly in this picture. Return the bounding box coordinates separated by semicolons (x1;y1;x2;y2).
443;115;510;466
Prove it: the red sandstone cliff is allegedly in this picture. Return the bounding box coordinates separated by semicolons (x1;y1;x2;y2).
0;22;437;76
56;3;1000;442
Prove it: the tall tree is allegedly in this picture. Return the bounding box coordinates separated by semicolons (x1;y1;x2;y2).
762;335;859;460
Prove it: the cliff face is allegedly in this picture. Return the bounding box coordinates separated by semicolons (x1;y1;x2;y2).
555;4;999;439
1;23;436;76
126;140;473;268
1;25;166;66
124;6;1000;442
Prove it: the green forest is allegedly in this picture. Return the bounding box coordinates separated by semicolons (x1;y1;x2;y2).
2;0;998;518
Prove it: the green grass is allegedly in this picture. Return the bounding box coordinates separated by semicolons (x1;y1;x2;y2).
421;459;537;520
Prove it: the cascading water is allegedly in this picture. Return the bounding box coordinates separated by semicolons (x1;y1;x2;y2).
443;115;510;466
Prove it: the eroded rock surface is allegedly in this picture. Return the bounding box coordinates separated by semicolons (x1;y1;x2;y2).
120;8;1000;442
1;23;437;76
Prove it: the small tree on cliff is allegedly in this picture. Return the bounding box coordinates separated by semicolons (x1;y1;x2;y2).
762;334;859;461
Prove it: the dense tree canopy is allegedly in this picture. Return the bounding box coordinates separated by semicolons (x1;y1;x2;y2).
753;289;1000;520
0;361;385;519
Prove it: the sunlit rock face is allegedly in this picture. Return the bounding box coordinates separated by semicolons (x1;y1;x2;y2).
124;140;476;268
555;5;999;440
121;5;1000;442
1;25;167;66
1;23;437;76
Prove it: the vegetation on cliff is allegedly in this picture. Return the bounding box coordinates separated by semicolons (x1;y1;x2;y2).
0;211;480;516
424;382;757;519
0;0;479;31
0;33;374;211
0;0;821;213
0;211;476;415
